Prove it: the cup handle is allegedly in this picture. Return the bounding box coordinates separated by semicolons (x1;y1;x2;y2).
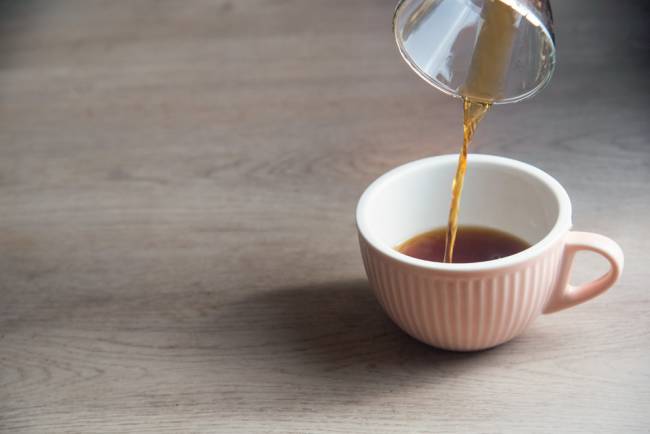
543;231;624;314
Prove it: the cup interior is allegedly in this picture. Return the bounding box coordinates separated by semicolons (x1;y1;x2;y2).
357;155;570;257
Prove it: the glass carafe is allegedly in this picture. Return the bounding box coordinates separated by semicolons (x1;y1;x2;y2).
393;0;556;104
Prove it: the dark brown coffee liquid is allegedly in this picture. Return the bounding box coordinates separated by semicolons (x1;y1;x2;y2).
398;225;530;264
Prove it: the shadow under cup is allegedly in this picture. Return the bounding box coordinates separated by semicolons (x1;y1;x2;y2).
356;154;622;351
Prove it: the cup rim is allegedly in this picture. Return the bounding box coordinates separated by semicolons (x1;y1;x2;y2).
356;154;572;272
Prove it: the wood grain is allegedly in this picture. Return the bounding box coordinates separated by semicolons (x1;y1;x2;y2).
0;1;649;432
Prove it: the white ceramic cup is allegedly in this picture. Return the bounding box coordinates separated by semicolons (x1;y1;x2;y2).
356;154;623;351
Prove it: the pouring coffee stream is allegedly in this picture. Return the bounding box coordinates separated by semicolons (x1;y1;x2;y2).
444;98;490;262
393;0;556;262
444;0;516;262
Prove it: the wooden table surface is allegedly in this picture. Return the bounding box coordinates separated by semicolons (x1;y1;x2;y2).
1;1;648;432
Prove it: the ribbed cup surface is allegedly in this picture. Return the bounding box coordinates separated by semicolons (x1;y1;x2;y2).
359;237;563;351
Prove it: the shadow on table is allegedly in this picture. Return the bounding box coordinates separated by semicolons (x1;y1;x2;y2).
0;0;53;69
240;280;510;389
